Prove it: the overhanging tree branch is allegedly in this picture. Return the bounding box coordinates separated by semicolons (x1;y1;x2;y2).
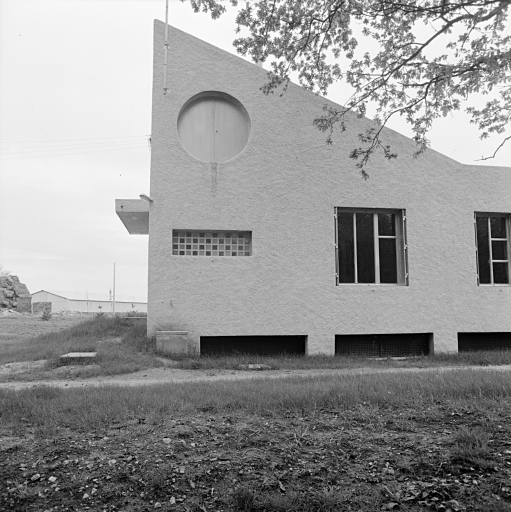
185;0;511;176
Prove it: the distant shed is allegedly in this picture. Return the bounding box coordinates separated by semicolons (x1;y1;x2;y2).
31;290;147;314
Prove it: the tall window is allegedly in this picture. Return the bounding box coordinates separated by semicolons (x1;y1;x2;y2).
335;209;408;285
475;213;510;285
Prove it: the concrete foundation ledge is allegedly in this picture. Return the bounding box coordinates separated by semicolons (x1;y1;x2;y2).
156;331;189;356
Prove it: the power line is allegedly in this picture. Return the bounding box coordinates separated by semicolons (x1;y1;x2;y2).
0;140;150;155
0;138;149;151
44;289;147;302
0;144;149;160
0;134;150;145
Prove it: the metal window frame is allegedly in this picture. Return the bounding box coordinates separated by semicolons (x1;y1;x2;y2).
401;213;409;285
334;213;339;285
474;214;480;286
474;212;511;286
374;213;398;285
335;208;407;286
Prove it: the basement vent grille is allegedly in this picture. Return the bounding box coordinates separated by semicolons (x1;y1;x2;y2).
200;335;307;356
458;332;511;352
172;230;252;256
335;333;431;357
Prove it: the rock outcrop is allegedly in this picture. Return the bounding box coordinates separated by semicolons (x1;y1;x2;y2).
0;275;32;312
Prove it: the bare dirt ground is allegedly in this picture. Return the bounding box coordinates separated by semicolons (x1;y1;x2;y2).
1;363;511;391
2;370;511;512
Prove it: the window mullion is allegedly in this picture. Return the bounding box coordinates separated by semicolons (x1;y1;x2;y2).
334;211;339;285
488;216;494;284
402;212;408;284
373;213;380;284
353;213;358;284
508;216;511;283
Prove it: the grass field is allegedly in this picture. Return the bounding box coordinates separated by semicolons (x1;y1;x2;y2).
0;313;90;345
2;315;511;382
1;316;511;510
0;316;160;379
172;350;511;371
1;370;511;511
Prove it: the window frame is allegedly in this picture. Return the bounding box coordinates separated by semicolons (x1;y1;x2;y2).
474;212;511;286
171;230;252;257
334;208;408;286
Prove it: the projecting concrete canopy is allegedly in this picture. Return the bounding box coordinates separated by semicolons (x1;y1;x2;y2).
115;199;149;234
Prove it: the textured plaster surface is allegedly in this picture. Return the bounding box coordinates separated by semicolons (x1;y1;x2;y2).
145;21;511;354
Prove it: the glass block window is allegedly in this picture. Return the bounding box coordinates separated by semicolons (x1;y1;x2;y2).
172;230;252;256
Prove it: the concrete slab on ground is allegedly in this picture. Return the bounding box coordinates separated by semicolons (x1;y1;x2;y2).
59;352;97;366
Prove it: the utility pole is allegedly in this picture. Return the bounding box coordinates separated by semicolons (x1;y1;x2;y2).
113;263;116;315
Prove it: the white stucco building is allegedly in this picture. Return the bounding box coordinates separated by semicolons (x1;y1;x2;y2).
116;22;511;356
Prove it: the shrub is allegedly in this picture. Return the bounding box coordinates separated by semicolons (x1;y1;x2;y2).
41;310;52;321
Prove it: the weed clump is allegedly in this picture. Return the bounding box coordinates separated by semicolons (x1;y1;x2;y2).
41;310;52;321
450;426;492;468
231;486;255;512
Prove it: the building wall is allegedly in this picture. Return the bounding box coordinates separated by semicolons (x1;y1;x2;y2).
147;22;511;354
31;291;147;314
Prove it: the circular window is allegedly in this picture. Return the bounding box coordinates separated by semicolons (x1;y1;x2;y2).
177;91;250;163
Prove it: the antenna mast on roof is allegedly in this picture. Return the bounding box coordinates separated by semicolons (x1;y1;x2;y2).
163;0;169;95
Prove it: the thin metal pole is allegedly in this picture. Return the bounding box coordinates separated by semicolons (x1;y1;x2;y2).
113;263;116;315
163;0;169;95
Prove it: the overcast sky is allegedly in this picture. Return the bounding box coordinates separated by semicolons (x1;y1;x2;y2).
1;0;509;304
